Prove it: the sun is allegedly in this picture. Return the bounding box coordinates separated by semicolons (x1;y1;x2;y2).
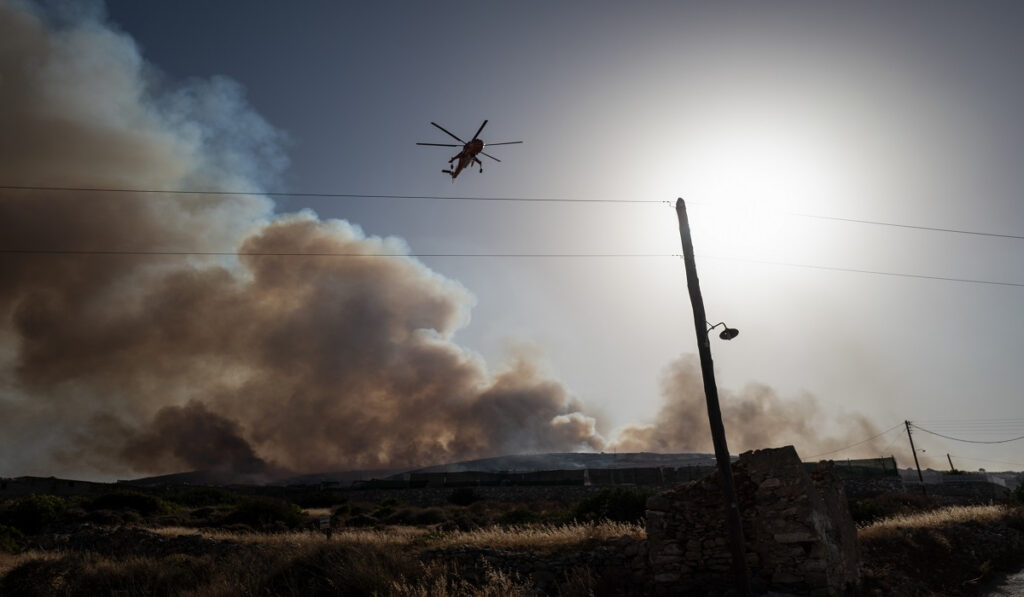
637;118;844;264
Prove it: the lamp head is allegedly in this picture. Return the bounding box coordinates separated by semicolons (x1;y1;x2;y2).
718;327;739;340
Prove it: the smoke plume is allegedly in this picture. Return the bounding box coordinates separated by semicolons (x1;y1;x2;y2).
611;355;890;460
0;1;886;480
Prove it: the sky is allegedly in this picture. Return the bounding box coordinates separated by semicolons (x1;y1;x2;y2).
1;0;1022;480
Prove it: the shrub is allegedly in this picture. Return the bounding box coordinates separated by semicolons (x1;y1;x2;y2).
223;497;305;529
167;488;240;508
290;490;348;508
849;492;940;525
447;487;482;506
0;552;215;596
572;487;654;523
1;494;67;534
384;506;448;526
497;508;543;526
0;524;25;553
1013;481;1024;504
87;491;174;516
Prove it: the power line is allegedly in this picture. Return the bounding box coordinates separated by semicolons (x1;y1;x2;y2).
4;185;1023;240
915;418;1024;425
4;248;1022;288
698;254;1024;288
949;455;1024;468
683;199;1024;240
0;185;666;204
0;249;677;258
805;423;904;459
909;419;1024;435
779;210;1024;241
910;422;1024;444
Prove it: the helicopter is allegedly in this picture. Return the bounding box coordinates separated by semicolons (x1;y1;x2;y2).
416;120;522;180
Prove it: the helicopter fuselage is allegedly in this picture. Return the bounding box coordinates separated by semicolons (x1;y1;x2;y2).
448;140;485;179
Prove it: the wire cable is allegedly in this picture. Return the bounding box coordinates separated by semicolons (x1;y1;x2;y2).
0;185;666;204
805;423;904;459
0;249;678;258
4;185;1023;239
698;254;1024;288
779;210;1024;241
910;422;1024;444
948;455;1024;468
4;248;1023;287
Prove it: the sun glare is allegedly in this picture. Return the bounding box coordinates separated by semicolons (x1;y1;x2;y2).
640;119;842;263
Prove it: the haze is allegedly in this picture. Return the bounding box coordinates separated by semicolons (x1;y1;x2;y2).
1;0;1022;480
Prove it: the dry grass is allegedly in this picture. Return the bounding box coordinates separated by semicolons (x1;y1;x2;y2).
152;524;426;547
858;504;1009;540
435;521;644;552
0;550;59;577
857;504;1024;595
149;519;644;553
389;561;535;596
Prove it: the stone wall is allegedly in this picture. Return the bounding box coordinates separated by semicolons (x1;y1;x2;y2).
646;446;859;596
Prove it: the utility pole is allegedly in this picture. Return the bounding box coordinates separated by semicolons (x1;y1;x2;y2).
905;420;927;495
947;453;956;473
675;198;750;596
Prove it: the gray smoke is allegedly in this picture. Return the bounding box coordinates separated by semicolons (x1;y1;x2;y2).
611;355;889;461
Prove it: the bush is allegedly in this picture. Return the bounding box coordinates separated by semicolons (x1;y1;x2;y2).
384;506;448;526
289;490;348;509
0;552;215;596
0;524;25;553
223;497;305;530
87;491;174;516
497;508;543;526
848;492;940;525
572;487;654;523
1;494;67;534
1013;481;1024;504
447;487;482;506
167;488;240;508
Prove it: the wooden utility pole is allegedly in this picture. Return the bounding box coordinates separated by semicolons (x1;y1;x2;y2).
905;420;926;495
675;198;750;596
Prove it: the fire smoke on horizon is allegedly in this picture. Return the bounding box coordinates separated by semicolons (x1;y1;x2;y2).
0;1;892;480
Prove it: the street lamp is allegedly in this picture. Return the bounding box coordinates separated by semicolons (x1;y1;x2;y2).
675;199;750;596
707;321;740;341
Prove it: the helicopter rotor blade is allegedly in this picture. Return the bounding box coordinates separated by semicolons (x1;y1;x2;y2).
483;141;523;146
480;152;502;162
471;119;488;141
430;122;465;144
416;142;460;147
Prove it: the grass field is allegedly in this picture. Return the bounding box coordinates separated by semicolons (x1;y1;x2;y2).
1;487;1022;596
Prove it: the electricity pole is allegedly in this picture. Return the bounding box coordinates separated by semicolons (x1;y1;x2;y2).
675;198;750;596
905;420;926;495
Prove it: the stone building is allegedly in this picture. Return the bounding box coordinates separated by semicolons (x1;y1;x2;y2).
646;446;859;595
